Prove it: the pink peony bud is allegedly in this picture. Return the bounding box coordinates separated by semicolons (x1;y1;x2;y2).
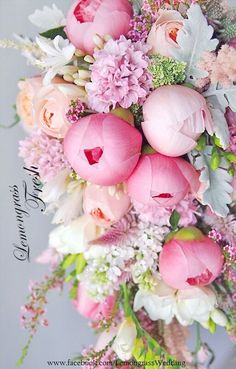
73;283;116;320
127;153;200;207
63;113;142;185
83;183;131;227
66;0;133;55
142;85;214;157
159;227;224;289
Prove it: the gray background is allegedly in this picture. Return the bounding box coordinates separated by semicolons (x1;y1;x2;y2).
0;1;235;369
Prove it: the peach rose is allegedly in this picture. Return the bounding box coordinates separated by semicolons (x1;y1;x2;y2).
34;78;86;138
16;77;42;130
147;9;183;57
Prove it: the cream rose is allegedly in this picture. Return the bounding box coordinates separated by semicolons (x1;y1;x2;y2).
34;78;86;138
16;77;42;130
147;9;183;57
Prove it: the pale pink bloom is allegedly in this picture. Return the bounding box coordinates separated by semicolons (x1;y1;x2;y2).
66;0;133;55
86;36;152;113
147;9;183;57
133;194;199;226
127;153;200;207
16;76;42;130
73;283;116;320
142;85;213;157
63;113;142;185
95;327;118;352
198;46;236;87
36;247;62;268
83;184;131;227
19;130;71;182
159;227;224;289
34;78;86;138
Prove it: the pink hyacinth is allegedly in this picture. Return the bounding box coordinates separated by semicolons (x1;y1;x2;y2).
133;194;199;226
86;36;152;113
19;130;71;182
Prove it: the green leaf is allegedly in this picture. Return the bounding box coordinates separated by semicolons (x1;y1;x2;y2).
75;254;86;275
62;254;77;270
169;210;181;230
224;152;236;163
65;270;76;282
0;105;20;129
210;147;221;171
40;26;67;40
196;134;206;151
69;281;79;300
208;318;217;334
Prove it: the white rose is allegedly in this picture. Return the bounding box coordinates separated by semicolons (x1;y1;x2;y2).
49;215;98;254
133;280;176;323
174;287;216;326
112;318;137;361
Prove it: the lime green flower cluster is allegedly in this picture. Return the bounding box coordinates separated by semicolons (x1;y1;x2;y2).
149;55;186;88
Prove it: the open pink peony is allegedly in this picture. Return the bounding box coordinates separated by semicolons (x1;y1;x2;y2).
142;85;214;157
159;227;224;290
63;113;142;185
127;153;200;207
66;0;133;55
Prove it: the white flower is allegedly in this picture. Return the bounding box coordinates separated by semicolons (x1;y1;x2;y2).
29;4;66;29
134;280;219;327
42;169;71;203
174;287;217;326
133;280;176;323
210;308;228;327
49;215;98;254
112;319;137;361
36;36;75;84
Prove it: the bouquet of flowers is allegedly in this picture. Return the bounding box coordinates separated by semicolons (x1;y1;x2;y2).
2;0;236;368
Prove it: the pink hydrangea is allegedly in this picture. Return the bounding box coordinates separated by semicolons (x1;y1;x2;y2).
86;36;152;113
133;194;199;227
19;130;71;182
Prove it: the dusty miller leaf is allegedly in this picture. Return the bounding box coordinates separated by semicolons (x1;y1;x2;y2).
207;96;230;150
189;147;233;217
170;4;218;85
204;85;236;112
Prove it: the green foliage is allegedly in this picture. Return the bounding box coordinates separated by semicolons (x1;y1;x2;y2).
221;17;236;41
169;210;181;231
121;284;186;369
0;104;20;129
40;26;67;39
196;134;207;151
149;55;186;88
210;147;221;171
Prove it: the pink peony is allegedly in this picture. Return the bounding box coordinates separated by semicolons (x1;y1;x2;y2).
63;113;142;185
83;183;131;227
142;85;214;157
73;284;116;320
86;36;152;113
127;153;200;207
159;227;224;289
147;9;183;57
66;0;133;55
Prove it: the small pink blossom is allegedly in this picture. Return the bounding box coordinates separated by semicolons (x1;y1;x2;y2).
19;129;71;182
